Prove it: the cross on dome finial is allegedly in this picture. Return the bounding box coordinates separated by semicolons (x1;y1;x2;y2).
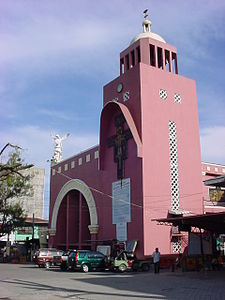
143;9;148;20
130;9;166;45
142;8;152;33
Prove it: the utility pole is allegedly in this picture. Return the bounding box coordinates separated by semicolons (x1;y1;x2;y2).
32;213;35;255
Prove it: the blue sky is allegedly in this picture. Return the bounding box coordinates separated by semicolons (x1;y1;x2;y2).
1;0;225;218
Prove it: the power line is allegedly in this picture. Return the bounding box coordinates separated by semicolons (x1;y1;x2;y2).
50;169;206;214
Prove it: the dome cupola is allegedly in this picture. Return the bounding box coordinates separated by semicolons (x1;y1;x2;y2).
130;9;166;45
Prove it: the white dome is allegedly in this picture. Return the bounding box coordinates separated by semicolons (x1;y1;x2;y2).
130;31;166;45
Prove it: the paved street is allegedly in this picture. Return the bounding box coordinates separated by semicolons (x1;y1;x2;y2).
0;264;225;300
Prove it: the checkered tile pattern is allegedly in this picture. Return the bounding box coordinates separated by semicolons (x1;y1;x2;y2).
123;91;130;101
172;238;181;253
159;89;168;100
169;121;180;211
174;93;182;103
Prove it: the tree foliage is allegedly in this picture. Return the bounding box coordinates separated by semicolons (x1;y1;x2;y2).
0;143;34;237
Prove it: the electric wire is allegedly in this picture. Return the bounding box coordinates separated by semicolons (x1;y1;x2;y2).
51;169;208;215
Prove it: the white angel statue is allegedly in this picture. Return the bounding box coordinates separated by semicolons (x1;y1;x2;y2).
51;133;70;163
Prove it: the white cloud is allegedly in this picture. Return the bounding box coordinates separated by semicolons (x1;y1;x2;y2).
1;0;224;82
200;126;225;165
0;13;125;74
37;109;76;121
1;0;224;83
1;125;98;168
1;125;98;219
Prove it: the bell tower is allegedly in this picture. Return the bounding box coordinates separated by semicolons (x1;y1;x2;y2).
102;10;203;255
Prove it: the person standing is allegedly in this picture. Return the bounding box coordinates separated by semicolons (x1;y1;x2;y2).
152;247;160;273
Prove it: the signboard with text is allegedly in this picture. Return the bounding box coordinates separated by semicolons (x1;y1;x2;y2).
112;178;131;224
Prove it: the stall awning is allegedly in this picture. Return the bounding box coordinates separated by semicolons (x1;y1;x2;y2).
204;175;225;188
153;212;225;234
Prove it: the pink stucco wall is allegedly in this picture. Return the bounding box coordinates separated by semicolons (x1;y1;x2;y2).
140;63;203;255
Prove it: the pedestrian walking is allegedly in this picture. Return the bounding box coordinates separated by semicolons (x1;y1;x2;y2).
152;247;160;273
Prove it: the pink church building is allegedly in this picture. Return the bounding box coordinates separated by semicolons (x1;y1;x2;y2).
48;13;225;258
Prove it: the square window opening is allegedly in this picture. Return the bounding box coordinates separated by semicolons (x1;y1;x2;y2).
126;54;130;70
165;50;171;72
157;47;163;69
150;44;156;66
131;50;135;67
136;46;141;63
120;58;125;74
172;52;178;74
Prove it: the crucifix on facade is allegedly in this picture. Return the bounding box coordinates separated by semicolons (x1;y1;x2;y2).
107;114;133;179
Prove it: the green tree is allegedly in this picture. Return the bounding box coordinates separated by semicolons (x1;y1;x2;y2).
0;143;33;238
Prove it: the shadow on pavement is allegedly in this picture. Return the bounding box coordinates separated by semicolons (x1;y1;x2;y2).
0;277;165;299
2;265;225;300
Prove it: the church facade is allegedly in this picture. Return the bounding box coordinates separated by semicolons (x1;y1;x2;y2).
48;15;220;257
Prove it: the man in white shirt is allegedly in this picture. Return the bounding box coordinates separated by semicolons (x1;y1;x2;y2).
152;247;160;273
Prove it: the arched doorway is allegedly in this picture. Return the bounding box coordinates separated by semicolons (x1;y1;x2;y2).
50;179;99;250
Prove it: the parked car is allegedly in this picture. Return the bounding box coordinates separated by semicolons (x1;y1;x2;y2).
37;248;63;268
67;250;107;272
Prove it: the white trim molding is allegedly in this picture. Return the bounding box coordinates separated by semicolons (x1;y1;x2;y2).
50;179;98;235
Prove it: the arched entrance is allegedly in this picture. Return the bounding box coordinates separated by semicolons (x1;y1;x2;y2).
50;179;99;250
